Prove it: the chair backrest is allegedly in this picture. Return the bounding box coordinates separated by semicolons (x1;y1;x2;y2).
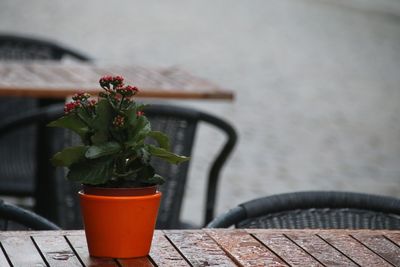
145;104;237;228
0;34;90;61
0;199;60;230
0;34;90;199
207;191;400;229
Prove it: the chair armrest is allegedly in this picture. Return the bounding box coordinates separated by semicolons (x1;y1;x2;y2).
200;113;238;226
0;103;63;138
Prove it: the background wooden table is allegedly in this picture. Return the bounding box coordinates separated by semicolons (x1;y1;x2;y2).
0;229;399;266
0;62;234;100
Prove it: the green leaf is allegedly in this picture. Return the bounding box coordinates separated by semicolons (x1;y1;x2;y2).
124;107;137;127
125;116;151;147
47;114;89;139
147;131;170;150
147;145;189;164
90;99;112;144
91;131;108;144
93;99;112;131
143;174;165;185
85;142;121;159
136;165;155;181
67;158;114;185
50;146;88;167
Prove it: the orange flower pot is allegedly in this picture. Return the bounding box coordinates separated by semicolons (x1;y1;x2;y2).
79;185;161;258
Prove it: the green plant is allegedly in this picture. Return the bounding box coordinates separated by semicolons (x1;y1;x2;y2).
49;75;189;187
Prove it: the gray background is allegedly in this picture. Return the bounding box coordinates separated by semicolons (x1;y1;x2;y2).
1;0;399;226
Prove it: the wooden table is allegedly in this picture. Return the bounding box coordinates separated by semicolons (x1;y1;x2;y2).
1;229;399;266
0;62;234;100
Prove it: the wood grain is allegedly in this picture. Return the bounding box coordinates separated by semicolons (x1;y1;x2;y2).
0;62;234;100
66;234;118;267
254;232;323;267
318;232;392;266
0;235;46;267
149;230;190;266
0;229;399;266
165;230;237;266
285;232;358;267
33;235;82;267
352;232;400;266
0;246;10;267
206;229;288;266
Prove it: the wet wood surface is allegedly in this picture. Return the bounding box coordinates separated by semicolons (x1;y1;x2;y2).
0;229;399;266
0;62;234;100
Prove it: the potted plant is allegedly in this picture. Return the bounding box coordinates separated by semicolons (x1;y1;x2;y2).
48;75;189;258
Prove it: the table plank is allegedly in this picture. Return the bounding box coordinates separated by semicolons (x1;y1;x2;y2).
149;231;190;266
285;232;358;267
0;247;10;267
352;232;400;266
318;232;392;267
206;229;288;267
66;235;118;267
385;232;400;246
165;230;237;266
0;235;46;267
253;232;323;267
117;257;154;267
33;235;82;267
0;62;234;100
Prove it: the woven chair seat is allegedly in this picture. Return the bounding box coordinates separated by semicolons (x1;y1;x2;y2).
207;191;400;230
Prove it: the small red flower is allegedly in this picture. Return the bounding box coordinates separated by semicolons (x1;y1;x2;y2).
64;101;79;114
88;99;97;107
72;92;91;101
136;111;144;116
112;76;124;87
126;85;139;92
99;75;113;88
113;115;125;127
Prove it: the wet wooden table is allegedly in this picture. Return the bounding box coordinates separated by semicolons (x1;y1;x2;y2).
1;229;399;266
0;62;234;100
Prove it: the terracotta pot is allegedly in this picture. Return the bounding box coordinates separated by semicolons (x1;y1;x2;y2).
79;185;161;258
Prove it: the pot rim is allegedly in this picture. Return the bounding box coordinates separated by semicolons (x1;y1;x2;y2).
82;184;158;196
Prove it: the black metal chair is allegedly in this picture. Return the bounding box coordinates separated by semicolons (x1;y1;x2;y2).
145;104;237;228
0;199;60;230
0;34;90;61
0;103;237;229
207;191;400;229
0;34;90;222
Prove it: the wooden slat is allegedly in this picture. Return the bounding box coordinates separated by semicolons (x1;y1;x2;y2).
206;229;288;267
117;257;154;267
66;235;118;267
0;246;11;267
385;232;400;247
286;232;358;267
352;233;400;266
33;235;82;267
149;231;189;266
0;235;46;267
318;232;392;267
253;232;323;267
165;230;237;266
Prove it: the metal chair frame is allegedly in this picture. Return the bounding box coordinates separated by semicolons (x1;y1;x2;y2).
0;199;60;230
